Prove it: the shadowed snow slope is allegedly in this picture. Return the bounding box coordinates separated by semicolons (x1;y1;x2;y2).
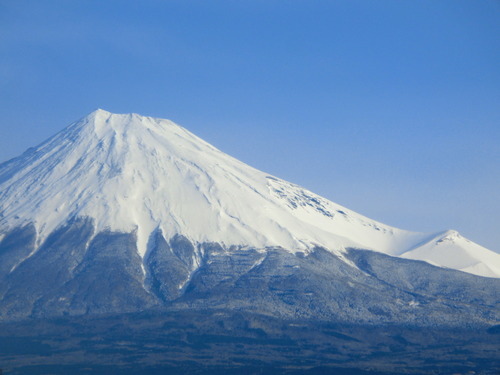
0;109;499;278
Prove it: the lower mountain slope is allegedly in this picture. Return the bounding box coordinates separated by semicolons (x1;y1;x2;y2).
1;219;498;326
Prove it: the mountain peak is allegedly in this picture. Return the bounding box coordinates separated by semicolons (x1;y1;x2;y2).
86;108;141;120
91;107;111;116
84;108;113;124
79;109;162;135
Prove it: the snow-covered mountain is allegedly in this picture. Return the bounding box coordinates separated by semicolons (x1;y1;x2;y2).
0;109;499;278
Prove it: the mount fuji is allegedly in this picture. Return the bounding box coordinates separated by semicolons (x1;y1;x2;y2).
0;110;499;325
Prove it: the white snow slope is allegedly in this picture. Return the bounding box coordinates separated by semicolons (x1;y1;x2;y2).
1;109;499;278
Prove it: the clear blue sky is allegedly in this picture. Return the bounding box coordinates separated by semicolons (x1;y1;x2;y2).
1;0;499;252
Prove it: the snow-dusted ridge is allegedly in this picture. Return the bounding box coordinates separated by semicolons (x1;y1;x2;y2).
1;109;499;278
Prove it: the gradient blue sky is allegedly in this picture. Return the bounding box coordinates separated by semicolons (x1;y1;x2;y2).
1;0;499;252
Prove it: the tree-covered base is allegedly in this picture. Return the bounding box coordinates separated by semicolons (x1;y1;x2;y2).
1;310;498;375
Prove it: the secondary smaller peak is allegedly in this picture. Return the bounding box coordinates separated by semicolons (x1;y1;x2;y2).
435;229;462;245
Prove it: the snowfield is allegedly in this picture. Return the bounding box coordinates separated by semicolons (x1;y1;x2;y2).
1;109;499;278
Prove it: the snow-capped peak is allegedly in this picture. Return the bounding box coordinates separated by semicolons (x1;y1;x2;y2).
1;110;499;278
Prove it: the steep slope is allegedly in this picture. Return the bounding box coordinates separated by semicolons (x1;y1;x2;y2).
0;109;499;279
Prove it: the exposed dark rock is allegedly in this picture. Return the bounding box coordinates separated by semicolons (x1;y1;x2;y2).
345;248;500;308
145;231;195;302
0;218;94;319
37;230;158;316
0;224;37;281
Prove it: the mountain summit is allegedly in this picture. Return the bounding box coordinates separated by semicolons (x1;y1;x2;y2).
0;110;499;278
